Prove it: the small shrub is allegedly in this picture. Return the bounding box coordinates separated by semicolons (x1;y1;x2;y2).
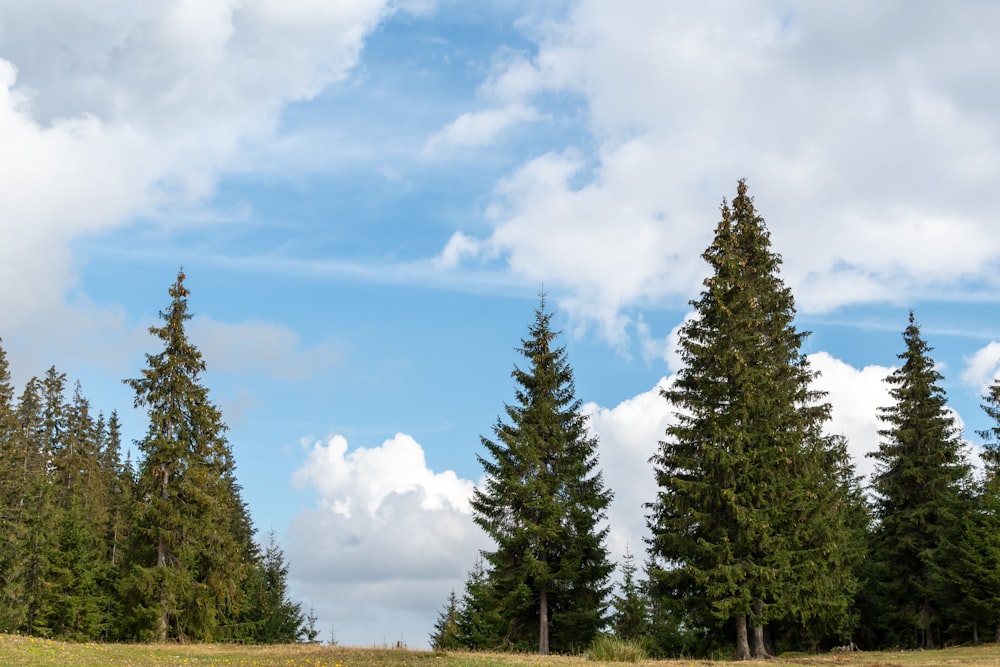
588;634;648;663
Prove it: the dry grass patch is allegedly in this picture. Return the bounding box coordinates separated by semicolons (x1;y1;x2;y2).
3;635;1000;667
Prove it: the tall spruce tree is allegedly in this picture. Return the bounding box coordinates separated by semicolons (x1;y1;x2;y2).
647;181;861;659
123;269;255;641
967;377;1000;642
471;296;613;655
0;338;25;633
865;312;970;648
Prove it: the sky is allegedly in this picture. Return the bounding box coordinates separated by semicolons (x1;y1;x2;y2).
3;0;1000;649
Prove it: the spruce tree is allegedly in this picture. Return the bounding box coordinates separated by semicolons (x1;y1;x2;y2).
471;296;613;654
0;338;25;633
865;312;970;648
235;531;304;643
430;590;463;651
967;378;1000;642
123;269;255;641
647;181;861;659
610;548;649;641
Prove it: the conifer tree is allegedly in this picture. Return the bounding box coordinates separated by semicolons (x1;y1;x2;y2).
647;181;861;659
123;269;255;641
471;296;613;654
0;338;25;632
234;531;304;643
430;590;463;651
865;313;971;648
966;378;1000;642
456;556;504;650
610;548;649;641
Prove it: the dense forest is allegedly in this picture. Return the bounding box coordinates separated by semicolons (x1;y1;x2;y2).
0;270;306;643
4;183;1000;658
432;181;1000;659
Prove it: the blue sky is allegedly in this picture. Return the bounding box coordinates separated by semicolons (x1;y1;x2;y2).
3;0;1000;648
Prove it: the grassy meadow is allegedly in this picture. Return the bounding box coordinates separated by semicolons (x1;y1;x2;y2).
4;635;1000;667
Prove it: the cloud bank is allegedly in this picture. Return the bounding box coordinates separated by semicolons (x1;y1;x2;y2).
435;1;1000;339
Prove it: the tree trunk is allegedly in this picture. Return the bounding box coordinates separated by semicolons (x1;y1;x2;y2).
539;587;550;655
751;600;771;659
734;614;751;661
157;463;169;642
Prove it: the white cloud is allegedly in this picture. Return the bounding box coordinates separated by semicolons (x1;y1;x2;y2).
809;351;894;483
287;433;487;648
440;1;1000;340
962;341;1000;395
424;103;541;153
0;0;397;331
584;378;674;562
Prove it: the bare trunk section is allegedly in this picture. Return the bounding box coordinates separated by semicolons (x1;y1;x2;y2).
157;455;169;643
751;600;771;659
539;588;550;655
735;613;751;660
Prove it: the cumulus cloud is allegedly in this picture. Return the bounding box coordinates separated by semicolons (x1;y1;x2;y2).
287;433;487;647
584;378;674;561
439;1;1000;340
0;0;396;331
808;351;894;483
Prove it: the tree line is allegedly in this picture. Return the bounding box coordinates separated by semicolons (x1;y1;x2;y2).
432;180;1000;659
0;270;307;643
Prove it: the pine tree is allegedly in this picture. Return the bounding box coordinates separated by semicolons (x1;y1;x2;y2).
647;181;861;659
865;313;971;648
123;269;255;641
471;296;613;655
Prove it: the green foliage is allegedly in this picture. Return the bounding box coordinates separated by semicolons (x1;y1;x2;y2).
231;531;305;644
587;634;648;663
609;548;648;642
647;181;862;659
430;590;463;651
469;296;613;654
864;312;971;649
122;269;256;642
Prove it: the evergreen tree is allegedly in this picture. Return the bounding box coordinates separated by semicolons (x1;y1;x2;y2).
123;269;255;641
471;296;613;654
865;313;970;648
865;313;971;648
430;590;463;651
14;376;58;636
456;556;505;650
0;338;25;633
610;547;649;641
647;181;861;659
966;378;1000;642
235;531;305;643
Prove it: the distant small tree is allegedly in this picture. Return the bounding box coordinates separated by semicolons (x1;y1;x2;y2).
303;607;320;643
611;548;648;641
430;590;463;651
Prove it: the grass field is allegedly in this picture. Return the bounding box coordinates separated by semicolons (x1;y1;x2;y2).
4;635;1000;667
